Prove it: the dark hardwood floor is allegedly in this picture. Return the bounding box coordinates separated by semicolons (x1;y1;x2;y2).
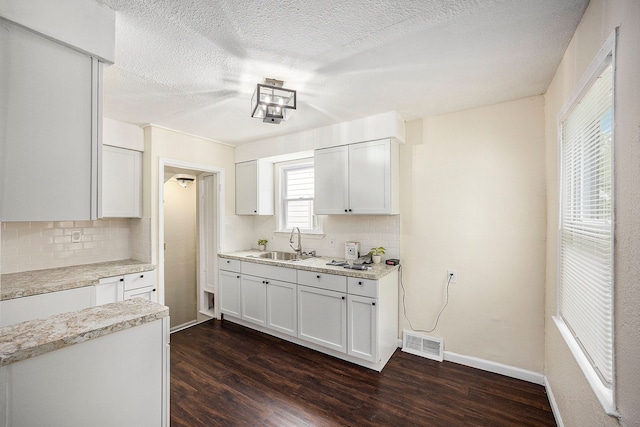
170;320;556;427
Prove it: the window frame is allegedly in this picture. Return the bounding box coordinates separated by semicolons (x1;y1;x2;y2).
554;28;618;417
275;158;322;234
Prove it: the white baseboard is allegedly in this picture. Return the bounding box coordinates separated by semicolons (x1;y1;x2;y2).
544;376;564;427
443;351;545;385
396;339;545;385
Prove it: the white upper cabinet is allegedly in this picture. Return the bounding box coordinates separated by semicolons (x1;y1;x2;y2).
0;3;114;221
101;146;142;218
235;160;274;215
314;139;399;215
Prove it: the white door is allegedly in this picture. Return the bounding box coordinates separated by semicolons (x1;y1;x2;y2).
348;294;378;362
297;285;346;353
267;280;297;337
349;140;391;214
219;270;241;318
199;174;218;317
314;145;349;214
241;275;267;326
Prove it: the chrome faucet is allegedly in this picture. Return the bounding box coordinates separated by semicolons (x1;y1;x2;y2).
289;227;302;258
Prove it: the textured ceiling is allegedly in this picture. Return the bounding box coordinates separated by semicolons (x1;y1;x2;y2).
97;0;589;145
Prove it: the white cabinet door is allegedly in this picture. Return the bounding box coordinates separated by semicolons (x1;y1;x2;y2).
297;285;346;353
102;145;141;218
241;275;267;326
235;161;258;215
314;139;397;215
235;160;274;215
95;276;124;306
0;20;100;221
349;139;392;214
124;286;157;302
219;270;241;318
267;279;297;337
314;145;349;214
348;294;378;362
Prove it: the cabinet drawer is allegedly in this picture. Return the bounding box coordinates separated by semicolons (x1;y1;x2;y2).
241;261;296;283
220;258;241;273
347;277;378;298
298;270;347;293
124;270;157;291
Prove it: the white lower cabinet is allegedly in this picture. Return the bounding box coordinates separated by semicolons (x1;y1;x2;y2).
219;270;241;317
297;285;347;353
240;275;267;327
348;294;378;362
266;280;297;337
94;276;125;306
218;257;398;371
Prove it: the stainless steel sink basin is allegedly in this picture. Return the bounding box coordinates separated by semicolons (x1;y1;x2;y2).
248;251;310;261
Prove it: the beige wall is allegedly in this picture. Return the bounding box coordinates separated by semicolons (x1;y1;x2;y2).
400;96;546;373
143;126;236;304
163;178;197;329
544;0;640;425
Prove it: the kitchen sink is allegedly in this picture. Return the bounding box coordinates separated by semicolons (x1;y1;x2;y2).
248;251;310;261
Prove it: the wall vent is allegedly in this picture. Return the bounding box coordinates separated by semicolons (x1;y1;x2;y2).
402;330;443;362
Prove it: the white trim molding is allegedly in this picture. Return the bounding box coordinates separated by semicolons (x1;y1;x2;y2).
443;351;545;385
544;376;565;427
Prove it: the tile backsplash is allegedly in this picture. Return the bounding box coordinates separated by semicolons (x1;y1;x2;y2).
1;219;151;274
252;215;400;260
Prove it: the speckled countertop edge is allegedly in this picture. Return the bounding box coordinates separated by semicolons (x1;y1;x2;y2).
219;250;399;280
0;298;168;366
1;259;156;301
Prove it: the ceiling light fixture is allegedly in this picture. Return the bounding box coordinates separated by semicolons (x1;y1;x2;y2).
251;78;296;124
174;174;195;189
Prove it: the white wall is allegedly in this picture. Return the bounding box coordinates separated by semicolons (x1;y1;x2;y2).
399;96;546;373
544;0;640;425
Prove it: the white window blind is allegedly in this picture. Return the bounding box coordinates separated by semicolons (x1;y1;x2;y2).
280;161;316;231
559;62;614;388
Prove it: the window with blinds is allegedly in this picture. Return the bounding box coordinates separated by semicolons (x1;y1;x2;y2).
277;159;318;232
558;54;614;391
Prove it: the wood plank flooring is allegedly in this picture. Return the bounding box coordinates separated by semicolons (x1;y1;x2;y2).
170;320;556;427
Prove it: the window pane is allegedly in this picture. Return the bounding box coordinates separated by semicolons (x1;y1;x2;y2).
559;63;613;386
285;200;313;229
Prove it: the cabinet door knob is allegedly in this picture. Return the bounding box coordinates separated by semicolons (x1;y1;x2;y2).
349;209;352;212
341;296;345;300
119;278;124;282
140;274;144;278
265;281;269;284
152;288;156;292
254;210;257;213
316;275;320;279
372;302;376;306
236;275;240;279
227;260;230;264
344;209;348;213
358;281;362;285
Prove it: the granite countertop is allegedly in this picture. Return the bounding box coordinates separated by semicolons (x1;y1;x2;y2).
1;259;156;301
220;250;399;280
0;298;168;366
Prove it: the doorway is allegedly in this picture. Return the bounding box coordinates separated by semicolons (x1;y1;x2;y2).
159;159;223;333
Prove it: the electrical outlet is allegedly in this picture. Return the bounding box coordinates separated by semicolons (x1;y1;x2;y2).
447;270;457;284
71;230;82;243
328;235;335;248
